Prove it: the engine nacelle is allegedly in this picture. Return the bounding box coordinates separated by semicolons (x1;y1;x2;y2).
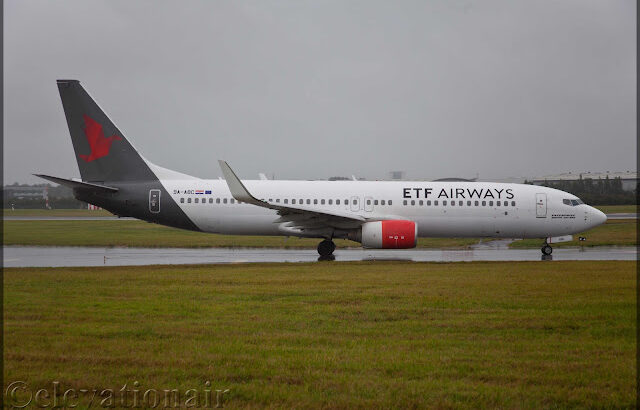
360;220;417;249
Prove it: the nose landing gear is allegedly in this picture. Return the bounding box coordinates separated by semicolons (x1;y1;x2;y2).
317;239;336;257
541;243;553;255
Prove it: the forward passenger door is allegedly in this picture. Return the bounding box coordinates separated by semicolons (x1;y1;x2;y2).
535;193;547;218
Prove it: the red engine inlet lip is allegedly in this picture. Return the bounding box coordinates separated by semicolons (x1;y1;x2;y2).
361;220;417;249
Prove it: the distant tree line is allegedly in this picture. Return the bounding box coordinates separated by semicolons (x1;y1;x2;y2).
3;183;87;209
525;176;637;205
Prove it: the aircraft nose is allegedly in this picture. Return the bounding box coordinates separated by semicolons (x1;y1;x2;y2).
590;207;607;226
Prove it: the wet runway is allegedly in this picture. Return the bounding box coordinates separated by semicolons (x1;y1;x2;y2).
606;213;637;219
3;245;636;267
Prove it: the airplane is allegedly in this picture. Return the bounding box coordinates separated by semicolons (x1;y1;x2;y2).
36;80;607;258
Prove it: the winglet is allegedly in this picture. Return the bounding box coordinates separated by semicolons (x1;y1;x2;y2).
218;160;263;205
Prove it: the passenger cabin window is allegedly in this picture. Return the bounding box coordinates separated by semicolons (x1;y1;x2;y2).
496;201;500;206
511;201;516;206
503;201;508;206
195;198;199;203
474;201;479;206
443;200;447;206
482;201;486;206
336;200;340;205
411;200;415;206
388;200;392;205
180;198;184;203
223;198;227;204
345;199;349;205
434;200;438;206
209;198;213;203
451;201;455;206
216;198;220;204
403;200;407;206
427;200;431;206
381;200;386;205
329;199;333;205
458;201;463;206
230;199;235;204
489;201;493;206
314;199;318;204
321;199;325;205
284;199;288;204
419;200;423;206
292;199;296;204
307;199;311;204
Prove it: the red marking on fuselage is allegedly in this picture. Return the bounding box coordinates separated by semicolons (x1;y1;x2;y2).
78;115;122;162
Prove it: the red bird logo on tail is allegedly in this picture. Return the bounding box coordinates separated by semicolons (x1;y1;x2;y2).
78;114;122;162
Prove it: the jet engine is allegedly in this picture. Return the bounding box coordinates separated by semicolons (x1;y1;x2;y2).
353;220;417;249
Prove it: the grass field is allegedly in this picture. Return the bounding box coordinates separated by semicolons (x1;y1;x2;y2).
595;205;638;214
4;261;636;408
3;208;114;217
4;218;635;249
510;218;637;248
3;220;486;249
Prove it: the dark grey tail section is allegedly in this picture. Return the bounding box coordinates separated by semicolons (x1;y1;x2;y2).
52;80;200;232
57;79;155;183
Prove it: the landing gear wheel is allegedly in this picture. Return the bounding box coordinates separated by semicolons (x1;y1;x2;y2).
317;240;336;257
541;244;553;255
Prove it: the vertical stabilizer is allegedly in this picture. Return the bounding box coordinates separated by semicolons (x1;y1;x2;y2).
57;79;155;183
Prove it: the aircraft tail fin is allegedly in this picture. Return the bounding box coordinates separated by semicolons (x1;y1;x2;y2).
56;80;156;183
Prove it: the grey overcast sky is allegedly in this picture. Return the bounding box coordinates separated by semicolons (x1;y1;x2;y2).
4;0;636;184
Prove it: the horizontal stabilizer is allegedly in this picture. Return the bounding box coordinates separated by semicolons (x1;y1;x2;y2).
34;174;119;192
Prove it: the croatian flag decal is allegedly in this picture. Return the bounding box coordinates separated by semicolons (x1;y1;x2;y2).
195;190;204;195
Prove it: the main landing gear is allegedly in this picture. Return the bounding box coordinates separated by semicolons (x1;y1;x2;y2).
541;243;553;255
317;239;336;257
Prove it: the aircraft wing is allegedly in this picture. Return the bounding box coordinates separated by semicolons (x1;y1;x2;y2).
218;161;366;232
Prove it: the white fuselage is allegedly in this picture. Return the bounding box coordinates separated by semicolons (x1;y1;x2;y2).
159;178;606;239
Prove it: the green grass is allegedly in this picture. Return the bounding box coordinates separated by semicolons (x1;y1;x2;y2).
2;220;485;249
4;261;636;408
3;208;114;217
595;205;638;214
511;219;637;248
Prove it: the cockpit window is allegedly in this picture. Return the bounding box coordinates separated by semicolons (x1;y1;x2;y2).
564;198;584;206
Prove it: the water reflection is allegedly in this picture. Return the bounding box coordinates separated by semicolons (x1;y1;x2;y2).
3;246;634;268
317;255;336;262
